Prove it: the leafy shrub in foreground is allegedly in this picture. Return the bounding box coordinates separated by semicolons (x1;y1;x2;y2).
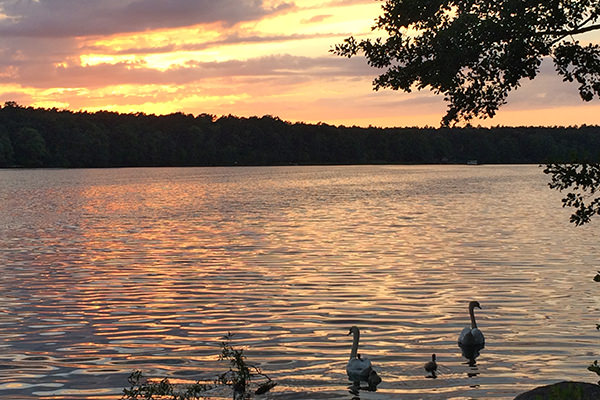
122;333;276;400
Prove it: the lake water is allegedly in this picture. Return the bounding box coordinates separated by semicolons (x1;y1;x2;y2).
1;165;600;400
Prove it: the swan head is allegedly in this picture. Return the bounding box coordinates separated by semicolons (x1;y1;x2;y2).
469;301;481;310
431;354;436;362
348;326;359;336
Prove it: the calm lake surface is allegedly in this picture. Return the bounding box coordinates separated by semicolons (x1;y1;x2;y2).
1;165;600;399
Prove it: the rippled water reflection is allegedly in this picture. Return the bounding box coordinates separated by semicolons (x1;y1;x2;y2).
1;165;600;399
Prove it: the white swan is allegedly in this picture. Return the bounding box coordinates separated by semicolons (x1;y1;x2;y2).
346;326;373;383
458;301;485;346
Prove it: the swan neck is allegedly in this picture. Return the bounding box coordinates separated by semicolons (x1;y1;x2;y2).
469;305;478;329
350;330;359;360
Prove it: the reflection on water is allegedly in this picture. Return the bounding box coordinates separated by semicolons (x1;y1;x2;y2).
460;342;485;371
1;165;600;399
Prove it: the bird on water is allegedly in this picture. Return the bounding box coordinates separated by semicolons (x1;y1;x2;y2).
458;301;485;346
346;326;381;391
424;353;438;378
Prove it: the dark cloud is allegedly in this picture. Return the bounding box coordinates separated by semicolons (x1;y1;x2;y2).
0;0;294;37
320;0;374;7
189;54;376;78
81;32;347;55
302;14;332;24
0;54;376;88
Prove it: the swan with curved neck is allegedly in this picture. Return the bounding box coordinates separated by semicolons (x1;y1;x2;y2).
346;326;373;384
458;301;485;346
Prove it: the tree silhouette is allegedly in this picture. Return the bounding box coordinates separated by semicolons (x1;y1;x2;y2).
332;0;600;126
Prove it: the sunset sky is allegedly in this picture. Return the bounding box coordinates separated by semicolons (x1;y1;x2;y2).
1;0;599;127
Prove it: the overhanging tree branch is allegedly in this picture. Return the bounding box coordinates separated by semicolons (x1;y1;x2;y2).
333;0;600;126
540;23;600;37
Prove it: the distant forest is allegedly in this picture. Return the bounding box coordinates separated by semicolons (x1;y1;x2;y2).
1;101;599;168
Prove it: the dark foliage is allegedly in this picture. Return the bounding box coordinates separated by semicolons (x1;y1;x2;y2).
544;163;600;225
2;102;600;168
122;370;212;400
332;0;600;126
216;333;276;398
121;333;276;400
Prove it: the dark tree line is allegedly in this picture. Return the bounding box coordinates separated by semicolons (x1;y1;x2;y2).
1;102;600;168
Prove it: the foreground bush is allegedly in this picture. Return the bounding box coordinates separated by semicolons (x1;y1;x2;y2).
122;333;276;400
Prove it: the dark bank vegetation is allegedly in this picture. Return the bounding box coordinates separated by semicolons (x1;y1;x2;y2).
1;102;600;168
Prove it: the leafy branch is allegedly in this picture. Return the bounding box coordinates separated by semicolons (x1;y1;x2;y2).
122;370;212;400
588;360;600;384
121;333;277;400
543;163;600;226
216;332;277;399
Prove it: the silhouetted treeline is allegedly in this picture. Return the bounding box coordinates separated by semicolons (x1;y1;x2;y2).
1;101;599;168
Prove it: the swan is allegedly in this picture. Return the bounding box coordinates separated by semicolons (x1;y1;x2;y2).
458;301;485;346
346;326;373;384
424;354;437;378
